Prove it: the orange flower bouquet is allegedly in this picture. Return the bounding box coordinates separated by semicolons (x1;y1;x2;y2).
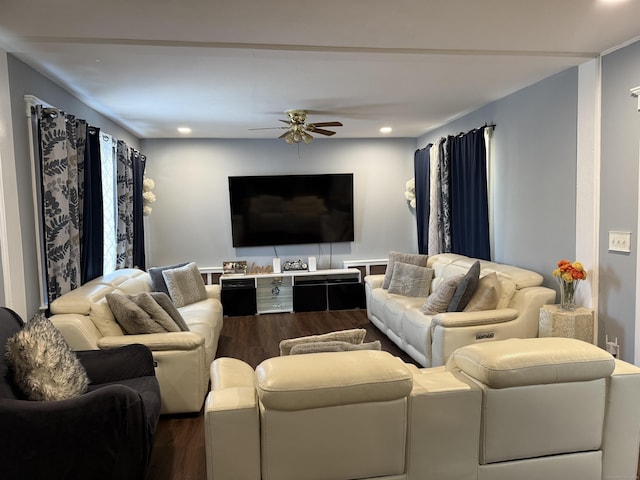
552;260;587;311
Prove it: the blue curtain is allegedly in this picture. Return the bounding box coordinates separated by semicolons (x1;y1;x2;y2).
132;151;146;269
81;126;104;283
448;128;490;260
414;145;431;254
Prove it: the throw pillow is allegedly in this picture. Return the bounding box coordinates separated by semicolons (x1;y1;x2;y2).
149;292;190;331
148;262;188;295
5;314;89;401
422;275;463;315
289;340;382;355
447;261;481;312
162;262;207;308
496;277;517;309
106;293;180;334
464;272;500;312
279;328;367;356
129;292;182;332
387;262;434;298
382;251;428;289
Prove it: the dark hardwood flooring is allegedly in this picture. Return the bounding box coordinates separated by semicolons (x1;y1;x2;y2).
147;309;415;480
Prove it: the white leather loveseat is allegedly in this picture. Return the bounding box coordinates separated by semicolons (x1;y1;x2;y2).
366;253;556;367
204;337;640;480
49;268;223;414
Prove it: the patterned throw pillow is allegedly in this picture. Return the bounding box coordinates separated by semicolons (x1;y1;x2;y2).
422;275;463;315
382;252;429;289
162;262;207;307
387;262;434;298
5;314;89;401
148;262;188;295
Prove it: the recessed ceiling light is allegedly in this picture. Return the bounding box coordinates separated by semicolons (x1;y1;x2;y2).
177;126;192;134
380;127;392;134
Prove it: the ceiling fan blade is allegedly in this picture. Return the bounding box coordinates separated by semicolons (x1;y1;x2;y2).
279;119;291;124
249;126;289;131
307;121;343;128
310;128;337;136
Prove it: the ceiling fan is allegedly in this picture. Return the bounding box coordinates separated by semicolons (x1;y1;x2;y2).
251;110;343;144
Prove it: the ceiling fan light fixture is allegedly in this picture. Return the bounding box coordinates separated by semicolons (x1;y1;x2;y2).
302;132;313;144
283;132;294;144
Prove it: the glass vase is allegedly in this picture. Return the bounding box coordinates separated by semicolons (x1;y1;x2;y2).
558;278;579;311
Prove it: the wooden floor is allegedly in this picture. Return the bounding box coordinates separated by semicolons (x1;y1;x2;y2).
147;309;415;480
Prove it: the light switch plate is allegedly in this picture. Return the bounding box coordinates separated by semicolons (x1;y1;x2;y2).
608;231;631;253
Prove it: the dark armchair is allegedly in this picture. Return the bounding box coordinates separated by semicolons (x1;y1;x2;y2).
0;307;161;480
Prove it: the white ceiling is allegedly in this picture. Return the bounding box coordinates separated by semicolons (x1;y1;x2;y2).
1;0;639;139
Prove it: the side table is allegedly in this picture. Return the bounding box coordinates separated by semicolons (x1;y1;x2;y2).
539;304;594;343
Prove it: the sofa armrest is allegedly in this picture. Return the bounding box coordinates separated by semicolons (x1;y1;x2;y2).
77;344;156;383
97;331;205;351
0;384;154;479
364;274;385;290
206;284;221;301
49;313;101;350
205;358;260;480
431;308;519;328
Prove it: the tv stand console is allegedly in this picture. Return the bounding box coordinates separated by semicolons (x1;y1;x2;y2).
220;269;365;316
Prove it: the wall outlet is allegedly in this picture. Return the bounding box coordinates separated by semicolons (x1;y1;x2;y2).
605;335;620;358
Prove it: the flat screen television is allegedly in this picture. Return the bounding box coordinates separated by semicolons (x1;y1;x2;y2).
228;173;354;247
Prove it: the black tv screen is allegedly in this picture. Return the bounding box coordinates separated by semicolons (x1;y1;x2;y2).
228;173;355;247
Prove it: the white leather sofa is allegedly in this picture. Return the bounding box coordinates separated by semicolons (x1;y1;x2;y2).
366;253;556;367
49;268;223;414
204;337;640;480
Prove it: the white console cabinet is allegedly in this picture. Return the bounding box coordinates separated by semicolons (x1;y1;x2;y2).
220;269;364;316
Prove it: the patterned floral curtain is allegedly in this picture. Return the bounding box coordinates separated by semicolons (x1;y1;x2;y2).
116;140;134;269
36;106;86;302
34;106;145;304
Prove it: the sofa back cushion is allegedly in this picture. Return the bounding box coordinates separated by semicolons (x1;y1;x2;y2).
256;350;412;411
50;269;152;315
429;254;542;288
257;350;411;480
450;338;614;465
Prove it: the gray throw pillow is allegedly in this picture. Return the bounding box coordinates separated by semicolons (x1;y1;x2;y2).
106;293;180;334
149;292;190;331
289;340;382;355
162;262;207;308
382;251;428;289
279;328;367;356
148;262;188;295
387;262;434;298
448;261;481;312
5;314;89;401
422;275;463;315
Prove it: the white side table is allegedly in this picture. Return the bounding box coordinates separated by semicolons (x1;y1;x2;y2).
539;305;594;343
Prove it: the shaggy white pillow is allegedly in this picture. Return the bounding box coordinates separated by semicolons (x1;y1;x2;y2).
5;314;89;401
